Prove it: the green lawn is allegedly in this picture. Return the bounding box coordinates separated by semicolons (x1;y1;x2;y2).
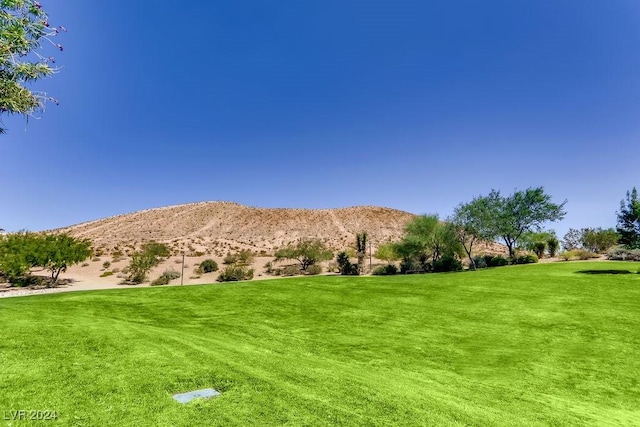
1;262;639;426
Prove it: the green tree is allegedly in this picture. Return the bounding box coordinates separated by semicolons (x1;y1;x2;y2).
449;196;495;269
0;230;36;280
582;228;619;253
0;231;91;285
395;215;463;272
37;233;92;283
1;0;65;133
616;187;640;249
488;187;567;258
275;239;333;271
374;242;399;265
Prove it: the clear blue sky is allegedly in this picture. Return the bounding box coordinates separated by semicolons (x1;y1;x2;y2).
1;0;639;238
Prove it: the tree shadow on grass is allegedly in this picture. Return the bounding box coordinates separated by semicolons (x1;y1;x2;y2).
576;270;635;275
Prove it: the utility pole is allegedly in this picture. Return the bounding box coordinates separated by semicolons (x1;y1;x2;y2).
181;252;185;285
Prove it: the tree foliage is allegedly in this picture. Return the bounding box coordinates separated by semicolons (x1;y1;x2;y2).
394;215;463;272
487;187;566;257
449;196;495;269
275;239;333;271
374;242;399;265
0;0;65;133
562;227;619;253
616;187;640;249
0;231;91;285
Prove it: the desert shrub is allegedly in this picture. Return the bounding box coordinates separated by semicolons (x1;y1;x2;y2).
198;259;218;273
100;271;114;277
151;269;181;286
92;257;101;262
336;252;358;275
81;263;89;267
111;250;124;258
472;256;488;269
372;264;398;275
607;246;640;261
560;249;599;261
141;241;171;258
432;255;463;272
217;266;254;282
127;251;157;283
223;250;254;266
533;242;546;258
547;238;560;257
306;264;322;275
487;255;508;267
399;257;421;274
282;265;301;276
102;261;111;270
112;268;120;273
513;254;539;264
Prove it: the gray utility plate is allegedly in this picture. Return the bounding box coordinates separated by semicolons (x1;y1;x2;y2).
173;388;220;404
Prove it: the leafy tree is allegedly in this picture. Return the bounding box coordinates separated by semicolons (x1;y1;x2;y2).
582;228;619;253
0;231;36;280
616;187;640;249
449;196;495;269
0;0;65;133
37;233;92;283
395;215;463;272
562;227;619;253
0;231;91;284
374;242;399;265
487;187;566;258
562;228;583;251
356;232;368;274
275;239;333;271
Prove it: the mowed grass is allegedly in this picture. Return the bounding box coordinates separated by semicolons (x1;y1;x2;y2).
1;262;640;426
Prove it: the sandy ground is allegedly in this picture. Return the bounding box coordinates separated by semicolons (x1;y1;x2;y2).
0;255;331;298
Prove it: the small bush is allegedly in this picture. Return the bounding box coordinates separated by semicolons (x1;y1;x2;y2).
102;261;111;269
81;263;89;267
306;264;322;275
151;269;181;286
486;255;508;267
513;254;539;264
198;259;218;273
432;256;463;273
399;258;421;274
472;256;487;269
372;264;398;275
560;249;599;261
100;271;114;277
282;265;301;276
607;246;640;261
217;266;254;282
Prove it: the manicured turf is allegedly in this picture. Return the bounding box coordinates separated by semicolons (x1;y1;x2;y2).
1;262;639;426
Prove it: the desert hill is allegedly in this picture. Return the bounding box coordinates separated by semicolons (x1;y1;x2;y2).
57;202;419;256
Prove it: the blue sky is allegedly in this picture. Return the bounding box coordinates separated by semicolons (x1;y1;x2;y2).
1;0;639;238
